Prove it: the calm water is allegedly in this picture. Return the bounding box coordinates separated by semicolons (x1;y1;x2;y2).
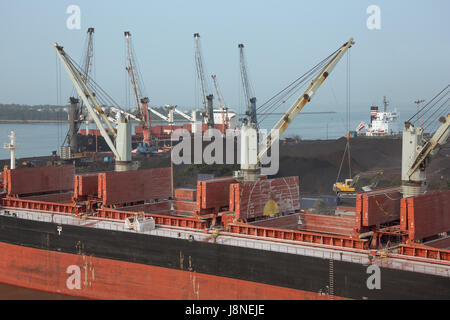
0;110;408;160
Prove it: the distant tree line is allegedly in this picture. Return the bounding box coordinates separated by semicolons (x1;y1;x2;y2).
0;104;69;121
0;103;192;121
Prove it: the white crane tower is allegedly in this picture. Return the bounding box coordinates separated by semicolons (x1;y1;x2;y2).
3;131;17;170
402;85;450;197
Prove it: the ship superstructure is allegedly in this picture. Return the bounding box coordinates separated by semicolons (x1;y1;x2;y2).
357;97;400;136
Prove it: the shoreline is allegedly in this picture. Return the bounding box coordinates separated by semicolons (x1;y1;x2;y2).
0;119;188;124
0;111;338;124
0;120;68;123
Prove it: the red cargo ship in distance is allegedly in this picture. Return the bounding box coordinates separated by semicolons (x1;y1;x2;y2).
0;165;449;299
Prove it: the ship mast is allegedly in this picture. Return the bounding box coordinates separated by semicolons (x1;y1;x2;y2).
383;96;389;112
3;131;17;169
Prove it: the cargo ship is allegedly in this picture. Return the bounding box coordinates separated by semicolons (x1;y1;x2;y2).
2;34;448;300
0;164;449;300
356;97;400;136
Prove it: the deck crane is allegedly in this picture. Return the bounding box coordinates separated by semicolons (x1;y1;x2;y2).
108;106;140;123
172;107;200;133
173;107;198;122
211;74;229;131
153;105;175;127
65;27;95;155
235;38;355;182
238;43;257;127
194;33;214;128
402;86;450;198
124;31;152;147
146;105;200;132
54;43;133;172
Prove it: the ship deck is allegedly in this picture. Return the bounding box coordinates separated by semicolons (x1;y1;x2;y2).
1;207;449;279
1;165;449;280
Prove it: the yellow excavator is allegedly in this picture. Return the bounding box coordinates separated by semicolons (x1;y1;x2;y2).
334;170;384;197
334;178;356;193
333;177;358;198
333;132;356;198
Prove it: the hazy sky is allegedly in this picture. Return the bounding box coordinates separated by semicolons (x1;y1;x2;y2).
0;0;449;116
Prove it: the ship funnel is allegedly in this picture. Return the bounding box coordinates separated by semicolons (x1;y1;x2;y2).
370;106;378;123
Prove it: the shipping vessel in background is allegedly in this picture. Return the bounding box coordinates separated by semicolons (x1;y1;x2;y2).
356;97;400;137
0;30;449;301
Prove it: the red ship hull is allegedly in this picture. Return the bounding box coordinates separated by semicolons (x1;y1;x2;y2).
0;242;341;300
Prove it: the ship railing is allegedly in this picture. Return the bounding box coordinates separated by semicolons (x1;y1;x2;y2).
2;209;449;278
216;232;449;277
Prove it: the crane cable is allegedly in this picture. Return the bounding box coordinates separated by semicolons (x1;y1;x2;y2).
55;52;64;204
403;84;449;142
257;47;339;113
256;47;340;124
257;57;331;123
336;50;352;183
256;60;324;124
56;51;62;149
63;49;130;123
346;49;352;179
124;37;130;109
422;95;450;132
336;141;349;183
76;32;95;134
407;84;449;124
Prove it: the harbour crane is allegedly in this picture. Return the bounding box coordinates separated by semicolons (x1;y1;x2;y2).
54;43;133;171
238;43;257;127
172;107;201;133
236;38;355;182
211;74;229;131
125;32;191;137
402;85;450;197
124;31;152;147
194;33;214;128
147;105;200;133
108;106;140;123
173;107;198;122
154;105;175;127
65;27;95;155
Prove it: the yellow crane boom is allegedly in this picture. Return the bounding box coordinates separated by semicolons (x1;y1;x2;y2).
258;38;355;162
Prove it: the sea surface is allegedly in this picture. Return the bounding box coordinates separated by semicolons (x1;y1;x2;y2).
0;110;411;160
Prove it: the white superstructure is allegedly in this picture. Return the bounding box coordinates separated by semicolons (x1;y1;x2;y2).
365;109;400;136
356;97;400;136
